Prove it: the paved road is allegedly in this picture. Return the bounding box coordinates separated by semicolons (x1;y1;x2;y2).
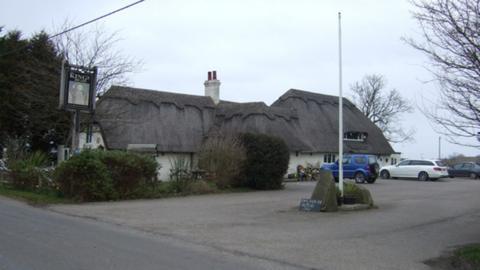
51;178;480;270
0;197;300;270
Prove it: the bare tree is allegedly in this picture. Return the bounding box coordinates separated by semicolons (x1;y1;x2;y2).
52;21;142;95
405;0;480;148
351;74;415;143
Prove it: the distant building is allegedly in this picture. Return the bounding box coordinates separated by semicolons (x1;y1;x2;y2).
82;71;397;180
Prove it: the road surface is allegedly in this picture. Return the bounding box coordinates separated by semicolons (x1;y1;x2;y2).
0;197;299;270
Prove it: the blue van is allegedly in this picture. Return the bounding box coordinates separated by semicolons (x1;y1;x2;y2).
321;154;379;183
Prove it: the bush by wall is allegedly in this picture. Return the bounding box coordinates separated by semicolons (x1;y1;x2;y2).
54;150;115;201
239;133;290;190
101;151;157;198
54;150;158;201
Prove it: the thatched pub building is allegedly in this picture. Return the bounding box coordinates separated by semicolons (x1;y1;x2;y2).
84;72;398;180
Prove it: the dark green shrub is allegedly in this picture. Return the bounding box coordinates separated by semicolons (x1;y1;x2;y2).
101;151;157;199
54;150;116;201
54;150;158;201
239;133;290;190
10;151;49;190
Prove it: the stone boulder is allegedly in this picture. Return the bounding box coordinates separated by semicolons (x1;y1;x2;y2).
310;170;338;212
355;184;374;207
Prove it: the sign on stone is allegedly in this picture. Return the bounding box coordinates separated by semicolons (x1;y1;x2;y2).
299;198;323;212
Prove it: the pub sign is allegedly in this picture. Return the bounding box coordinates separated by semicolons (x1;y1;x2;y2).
59;62;97;112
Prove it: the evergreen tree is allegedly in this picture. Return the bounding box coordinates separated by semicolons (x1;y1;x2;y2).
0;29;70;152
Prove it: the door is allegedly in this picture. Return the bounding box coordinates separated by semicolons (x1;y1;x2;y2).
450;164;464;177
390;160;411;177
462;163;474;177
405;160;421;178
342;156;354;178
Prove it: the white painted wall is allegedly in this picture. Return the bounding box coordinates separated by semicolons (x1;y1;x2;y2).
155;153;196;181
377;153;402;167
288;152;325;174
78;131;105;149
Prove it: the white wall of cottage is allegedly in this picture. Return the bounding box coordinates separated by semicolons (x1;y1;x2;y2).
78;132;401;180
155;153;196;181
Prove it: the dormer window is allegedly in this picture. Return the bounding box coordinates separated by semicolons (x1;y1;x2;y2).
344;131;367;142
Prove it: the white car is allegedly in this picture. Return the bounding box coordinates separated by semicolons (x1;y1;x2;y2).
380;159;449;181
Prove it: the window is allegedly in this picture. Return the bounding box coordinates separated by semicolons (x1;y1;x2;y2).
411;160;434;166
391;158;397;165
354;156;367;164
324;154;336;163
434;160;446;166
368;156;377;165
342;157;351;165
464;163;473;169
343;131;368;142
398;160;410;166
422;161;435;166
453;164;463;169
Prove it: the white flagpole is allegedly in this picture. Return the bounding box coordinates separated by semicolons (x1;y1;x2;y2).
338;12;344;197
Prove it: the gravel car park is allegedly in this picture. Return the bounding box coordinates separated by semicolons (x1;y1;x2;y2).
50;178;480;270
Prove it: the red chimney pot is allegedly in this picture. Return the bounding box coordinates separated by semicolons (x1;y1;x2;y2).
208;71;212;80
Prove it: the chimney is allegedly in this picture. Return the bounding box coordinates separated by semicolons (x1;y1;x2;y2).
204;70;220;104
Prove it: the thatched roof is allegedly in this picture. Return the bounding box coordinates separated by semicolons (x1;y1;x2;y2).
94;86;394;155
212;101;311;151
95;86;215;152
272;89;395;155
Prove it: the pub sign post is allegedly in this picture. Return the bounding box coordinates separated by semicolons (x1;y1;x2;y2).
59;61;98;154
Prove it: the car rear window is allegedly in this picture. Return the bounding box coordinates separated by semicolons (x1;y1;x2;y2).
411;160;434;166
354;156;367;164
368;156;377;164
434;160;446;166
420;160;434;166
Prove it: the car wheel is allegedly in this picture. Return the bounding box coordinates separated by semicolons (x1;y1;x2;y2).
380;170;390;179
366;177;376;184
470;173;477;179
418;171;429;181
354;172;366;183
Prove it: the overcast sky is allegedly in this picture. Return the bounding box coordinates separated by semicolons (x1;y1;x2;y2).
1;0;478;159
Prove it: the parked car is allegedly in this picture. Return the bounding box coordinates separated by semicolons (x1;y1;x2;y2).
321;154;379;184
380;159;448;181
448;162;480;179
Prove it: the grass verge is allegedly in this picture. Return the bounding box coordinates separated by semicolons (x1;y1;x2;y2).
425;243;480;270
0;180;256;205
453;244;480;269
0;183;71;205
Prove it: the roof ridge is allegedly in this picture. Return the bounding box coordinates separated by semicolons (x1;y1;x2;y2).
108;85;210;100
